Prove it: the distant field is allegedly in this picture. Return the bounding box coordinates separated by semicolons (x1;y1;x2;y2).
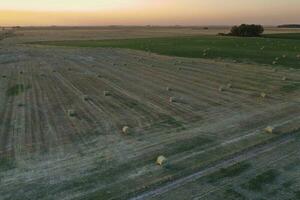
32;34;300;69
264;33;300;40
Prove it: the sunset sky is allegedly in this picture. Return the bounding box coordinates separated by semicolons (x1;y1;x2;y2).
0;0;299;26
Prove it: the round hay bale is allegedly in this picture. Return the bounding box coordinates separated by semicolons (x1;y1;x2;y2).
122;126;129;134
282;76;287;81
68;109;76;117
264;126;274;134
219;86;224;92
169;97;176;103
156;155;167;166
260;92;267;98
83;95;89;101
103;91;110;96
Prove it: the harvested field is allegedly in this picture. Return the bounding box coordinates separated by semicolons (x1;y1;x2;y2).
0;27;300;200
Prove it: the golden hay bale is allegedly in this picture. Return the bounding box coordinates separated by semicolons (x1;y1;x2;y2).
282;76;287;81
264;126;274;134
103;91;110;96
122;126;129;134
261;92;267;98
219;86;225;92
169;97;176;103
83;95;89;101
156;155;167;166
68;109;76;117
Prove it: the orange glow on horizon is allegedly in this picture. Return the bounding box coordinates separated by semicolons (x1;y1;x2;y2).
0;0;299;26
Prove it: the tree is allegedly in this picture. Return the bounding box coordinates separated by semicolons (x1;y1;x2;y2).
229;24;264;37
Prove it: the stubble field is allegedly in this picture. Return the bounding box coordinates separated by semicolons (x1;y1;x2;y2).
0;26;300;200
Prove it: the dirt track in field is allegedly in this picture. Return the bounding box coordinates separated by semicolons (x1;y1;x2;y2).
0;27;300;200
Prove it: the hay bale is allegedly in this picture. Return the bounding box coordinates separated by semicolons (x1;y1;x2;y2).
68;109;76;117
169;97;176;103
219;86;225;92
103;91;110;96
83;95;89;101
227;83;232;89
122;126;130;134
156;155;167;166
260;92;267;98
272;61;277;65
264;126;274;134
166;87;172;91
282;76;287;81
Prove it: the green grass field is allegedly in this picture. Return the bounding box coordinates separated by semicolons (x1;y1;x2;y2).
32;34;300;69
263;33;300;40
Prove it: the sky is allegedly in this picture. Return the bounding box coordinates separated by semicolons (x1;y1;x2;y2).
0;0;299;26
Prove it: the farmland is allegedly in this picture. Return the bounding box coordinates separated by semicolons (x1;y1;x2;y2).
32;34;300;69
0;27;300;200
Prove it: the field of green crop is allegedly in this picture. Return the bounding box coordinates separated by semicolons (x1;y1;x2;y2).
264;33;300;40
32;34;300;69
